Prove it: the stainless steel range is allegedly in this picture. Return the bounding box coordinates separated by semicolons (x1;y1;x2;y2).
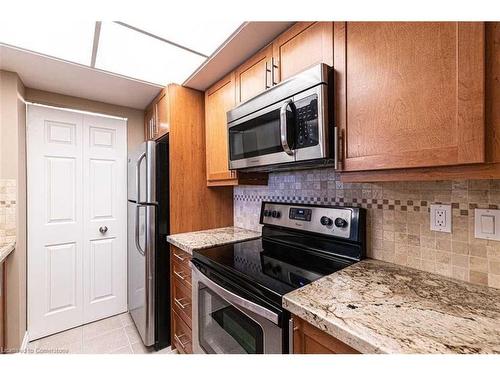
190;202;366;354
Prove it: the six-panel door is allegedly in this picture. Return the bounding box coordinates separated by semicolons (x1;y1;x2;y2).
27;105;127;340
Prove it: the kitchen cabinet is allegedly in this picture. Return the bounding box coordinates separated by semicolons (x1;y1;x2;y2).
292;315;359;354
272;22;333;83
144;88;169;140
204;73;268;187
168;85;234;234
235;45;273;103
170;245;193;354
335;22;485;173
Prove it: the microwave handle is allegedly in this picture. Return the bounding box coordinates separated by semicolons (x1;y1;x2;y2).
280;99;294;156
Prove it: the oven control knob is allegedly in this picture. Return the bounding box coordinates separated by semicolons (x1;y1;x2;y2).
334;217;348;228
272;265;282;274
263;210;271;217
320;216;333;226
271;210;281;218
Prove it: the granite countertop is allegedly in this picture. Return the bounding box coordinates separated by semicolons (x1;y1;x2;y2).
0;240;15;263
283;259;500;354
166;226;261;255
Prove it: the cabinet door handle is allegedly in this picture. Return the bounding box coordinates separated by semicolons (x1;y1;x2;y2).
174;297;191;310
334;126;343;170
173;252;186;262
174;333;190;349
173;270;186;280
272;58;279;85
265;60;272;89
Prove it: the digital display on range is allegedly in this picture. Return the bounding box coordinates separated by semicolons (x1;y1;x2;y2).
289;207;312;221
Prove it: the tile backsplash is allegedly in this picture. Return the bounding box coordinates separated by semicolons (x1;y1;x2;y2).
234;169;500;289
0;179;16;244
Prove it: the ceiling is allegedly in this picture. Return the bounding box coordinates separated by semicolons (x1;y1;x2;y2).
0;21;293;110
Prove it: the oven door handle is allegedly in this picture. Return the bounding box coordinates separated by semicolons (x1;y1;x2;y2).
280;99;294;156
192;264;279;325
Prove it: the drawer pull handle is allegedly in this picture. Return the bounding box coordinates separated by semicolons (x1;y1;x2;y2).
173;270;186;280
174;297;191;310
173;252;186;262
174;333;191;349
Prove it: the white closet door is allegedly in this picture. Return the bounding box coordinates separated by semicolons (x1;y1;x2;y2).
27;106;84;340
27;105;127;340
82;114;127;323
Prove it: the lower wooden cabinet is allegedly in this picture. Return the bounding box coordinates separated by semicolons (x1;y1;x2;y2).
170;245;193;353
292;315;359;354
172;310;193;354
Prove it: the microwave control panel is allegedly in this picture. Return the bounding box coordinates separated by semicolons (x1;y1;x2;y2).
294;94;319;149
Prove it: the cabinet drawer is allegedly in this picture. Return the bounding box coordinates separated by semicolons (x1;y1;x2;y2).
172;260;192;289
171;247;192;269
172;310;192;354
172;279;192;328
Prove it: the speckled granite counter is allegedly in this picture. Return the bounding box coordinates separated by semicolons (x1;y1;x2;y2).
283;259;500;354
0;241;15;263
166;226;261;255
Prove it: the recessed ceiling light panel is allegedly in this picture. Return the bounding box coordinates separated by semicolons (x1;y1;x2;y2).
123;20;243;56
96;22;206;86
0;20;95;65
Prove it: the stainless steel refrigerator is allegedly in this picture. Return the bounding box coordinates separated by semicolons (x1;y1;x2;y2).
127;138;170;350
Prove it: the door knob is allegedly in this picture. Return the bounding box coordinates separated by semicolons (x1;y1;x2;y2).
99;226;108;234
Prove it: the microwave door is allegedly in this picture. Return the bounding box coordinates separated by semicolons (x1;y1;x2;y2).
228;99;296;170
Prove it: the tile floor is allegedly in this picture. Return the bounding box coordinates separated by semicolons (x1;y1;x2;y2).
26;312;176;354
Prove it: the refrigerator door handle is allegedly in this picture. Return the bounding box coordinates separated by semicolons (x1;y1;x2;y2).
135;205;146;256
136;151;146;203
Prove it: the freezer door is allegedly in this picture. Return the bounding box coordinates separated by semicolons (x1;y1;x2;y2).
128;202;156;346
127;141;156;203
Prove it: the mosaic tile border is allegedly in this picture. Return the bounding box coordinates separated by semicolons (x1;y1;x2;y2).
234;194;495;216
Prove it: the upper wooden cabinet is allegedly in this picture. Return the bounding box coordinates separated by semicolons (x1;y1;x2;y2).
145;88;170;140
235;45;273;103
272;22;333;83
335;22;485;172
204;74;268;187
205;73;238;185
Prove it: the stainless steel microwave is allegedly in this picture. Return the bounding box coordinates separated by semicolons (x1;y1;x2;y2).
227;63;338;172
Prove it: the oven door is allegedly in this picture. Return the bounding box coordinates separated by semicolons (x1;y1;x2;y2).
228;98;296;170
192;264;283;354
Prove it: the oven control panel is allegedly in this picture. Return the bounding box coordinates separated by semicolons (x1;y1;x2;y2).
260;202;363;241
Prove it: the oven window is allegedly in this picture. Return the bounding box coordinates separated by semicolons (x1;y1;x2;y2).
229;107;294;161
198;285;264;354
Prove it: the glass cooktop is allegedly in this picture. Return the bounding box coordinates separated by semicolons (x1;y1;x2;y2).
192;237;354;302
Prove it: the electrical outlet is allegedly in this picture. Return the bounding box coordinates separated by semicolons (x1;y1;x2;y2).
430;204;452;233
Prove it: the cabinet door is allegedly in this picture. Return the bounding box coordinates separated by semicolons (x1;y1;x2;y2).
272;22;333;83
155;91;170;139
235;45;273;103
144;106;154;140
293;315;359;354
335;22;485;171
205;73;237;184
